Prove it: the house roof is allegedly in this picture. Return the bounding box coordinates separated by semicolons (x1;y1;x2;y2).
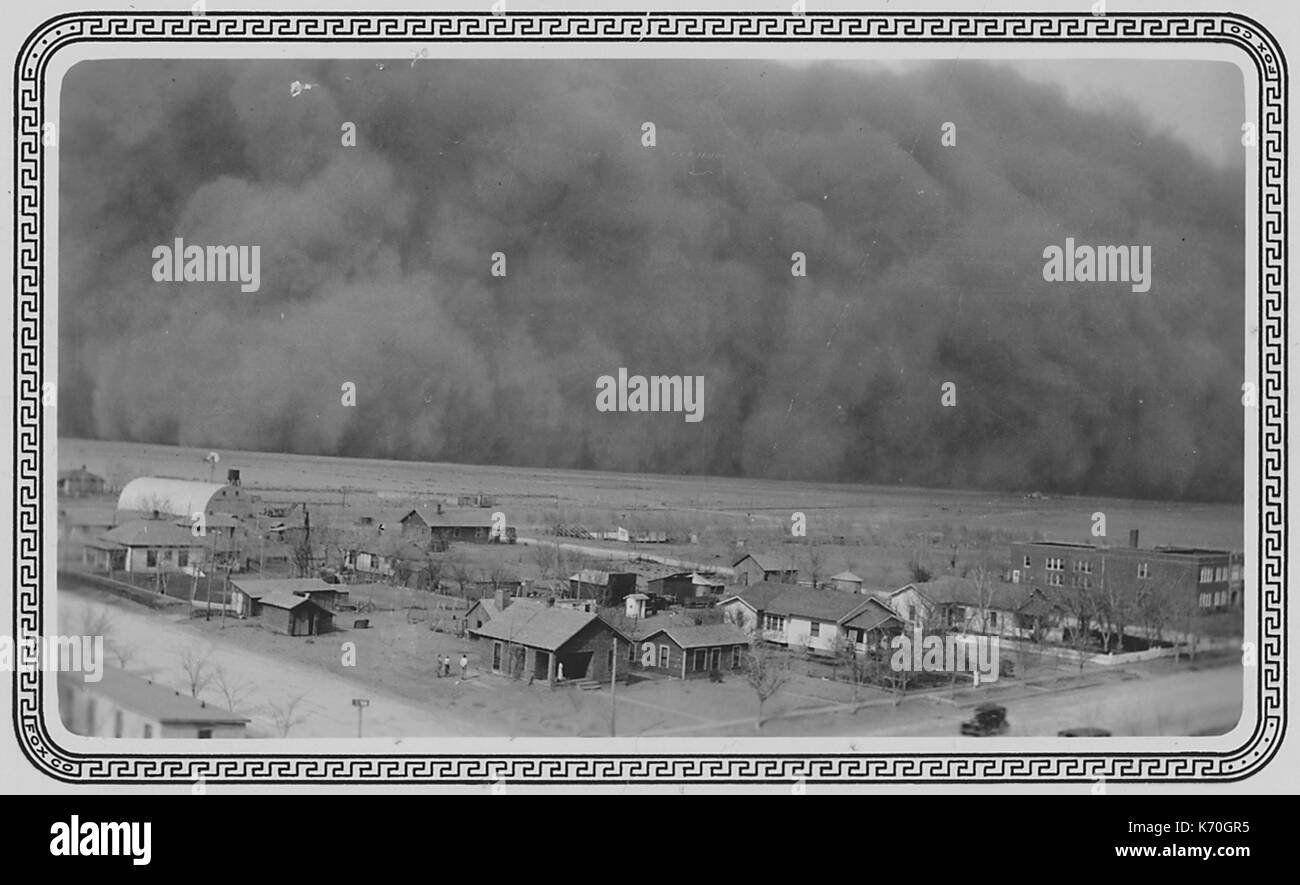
256;591;331;612
766;587;871;623
733;553;792;573
469;606;626;651
64;667;247;726
905;576;1053;615
59;467;103;481
841;598;903;632
831;571;863;583
99;519;201;548
719;581;800;612
230;577;336;599
466;596;547;619
646;623;750;649
570;569;611;585
175;512;241;531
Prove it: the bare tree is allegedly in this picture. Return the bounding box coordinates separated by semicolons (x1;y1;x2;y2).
177;645;215;699
805;540;825;588
827;631;863;711
445;552;474;597
266;693;310;737
742;637;791;730
212;665;253;714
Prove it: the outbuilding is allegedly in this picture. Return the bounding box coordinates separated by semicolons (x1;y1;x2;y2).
254;592;334;636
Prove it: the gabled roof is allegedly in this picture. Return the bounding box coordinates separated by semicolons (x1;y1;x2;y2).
732;553;793;573
570;569;612;585
766;587;872;623
831;571;863;583
469;606;627;651
100;519;201;548
256;591;331;612
841;598;904;632
230;577;335;599
718;581;800;611
645;623;750;649
65;667;247;726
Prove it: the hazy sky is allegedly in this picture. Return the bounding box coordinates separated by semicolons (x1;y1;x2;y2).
829;59;1244;168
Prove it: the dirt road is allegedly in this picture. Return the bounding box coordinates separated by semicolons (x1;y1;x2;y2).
60;582;478;738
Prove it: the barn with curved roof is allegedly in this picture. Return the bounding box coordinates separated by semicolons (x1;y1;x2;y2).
117;477;252;518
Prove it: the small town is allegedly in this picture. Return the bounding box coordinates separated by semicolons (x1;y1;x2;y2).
55;448;1244;740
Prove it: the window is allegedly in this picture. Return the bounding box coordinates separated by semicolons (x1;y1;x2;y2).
627;641;637;663
731;646;741;668
1080;560;1093;574
809;622;820;639
1138;563;1150;579
658;645;670;668
197;729;213;739
1046;557;1063;572
1215;566;1227;582
146;549;157;567
764;614;785;633
492;642;502;671
987;611;998;627
692;649;706;672
1199;567;1214;583
1199;592;1213;608
178;549;188;568
1023;556;1032;568
1047;574;1063;587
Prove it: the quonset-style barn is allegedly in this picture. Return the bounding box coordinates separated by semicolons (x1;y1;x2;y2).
117;476;253;519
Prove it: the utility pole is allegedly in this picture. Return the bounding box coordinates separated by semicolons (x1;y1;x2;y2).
610;637;618;737
352;697;369;738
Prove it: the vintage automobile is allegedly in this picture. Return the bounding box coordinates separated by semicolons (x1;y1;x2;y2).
961;702;1010;736
1057;727;1112;737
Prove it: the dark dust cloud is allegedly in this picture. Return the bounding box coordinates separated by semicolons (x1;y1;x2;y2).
58;59;1245;501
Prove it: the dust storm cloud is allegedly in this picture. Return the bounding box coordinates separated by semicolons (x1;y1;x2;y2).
58;59;1245;501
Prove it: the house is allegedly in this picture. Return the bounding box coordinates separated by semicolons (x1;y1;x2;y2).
58;505;118;560
889;575;1055;640
469;604;631;684
644;569;695;603
687;572;728;603
633;623;751;679
343;537;428;580
57;466;106;498
83;517;206;575
463;591;547;631
255;592;334;636
425;508;515;544
720;583;906;656
228;577;342;619
717;581;798;634
830;571;864;594
732;553;799;586
58;667;247;739
375;508;433;544
569;569;637;604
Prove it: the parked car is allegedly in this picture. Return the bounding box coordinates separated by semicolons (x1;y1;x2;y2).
1057;727;1112;737
961;702;1009;736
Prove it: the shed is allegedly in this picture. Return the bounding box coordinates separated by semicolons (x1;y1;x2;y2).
255;592;334;636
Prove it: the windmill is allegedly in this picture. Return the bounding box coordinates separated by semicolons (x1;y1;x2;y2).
204;451;220;483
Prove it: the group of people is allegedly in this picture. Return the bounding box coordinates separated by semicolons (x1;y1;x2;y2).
435;653;470;681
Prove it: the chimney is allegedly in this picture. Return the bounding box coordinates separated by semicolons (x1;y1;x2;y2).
436;502;443;515
1129;529;1140;549
495;587;511;611
227;468;241;487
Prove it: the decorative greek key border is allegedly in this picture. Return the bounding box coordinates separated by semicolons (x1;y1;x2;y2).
12;10;1286;784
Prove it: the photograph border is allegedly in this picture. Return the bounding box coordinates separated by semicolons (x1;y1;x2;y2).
12;9;1287;785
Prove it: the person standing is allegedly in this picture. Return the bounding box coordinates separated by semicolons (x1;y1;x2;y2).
459;653;469;681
